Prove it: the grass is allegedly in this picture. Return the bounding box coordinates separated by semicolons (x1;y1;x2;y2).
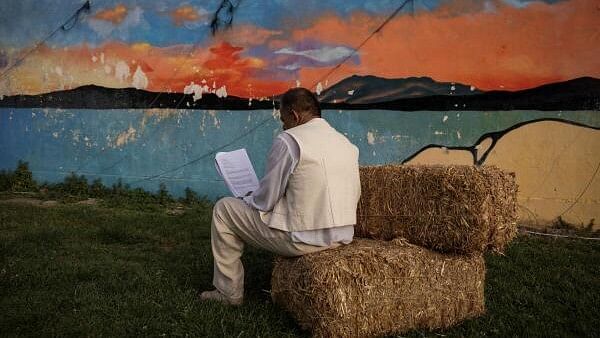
1;202;599;337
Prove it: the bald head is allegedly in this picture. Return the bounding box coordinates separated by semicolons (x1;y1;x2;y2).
279;88;321;130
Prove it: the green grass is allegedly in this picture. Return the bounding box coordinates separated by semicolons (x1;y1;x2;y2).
1;202;599;337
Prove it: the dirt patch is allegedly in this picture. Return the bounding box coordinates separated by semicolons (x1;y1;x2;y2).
75;198;99;206
166;205;186;216
0;197;98;207
0;198;47;206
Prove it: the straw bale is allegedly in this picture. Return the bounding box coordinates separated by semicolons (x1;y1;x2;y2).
356;165;518;254
271;238;485;338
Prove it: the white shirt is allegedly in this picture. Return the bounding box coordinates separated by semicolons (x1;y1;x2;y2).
243;129;354;247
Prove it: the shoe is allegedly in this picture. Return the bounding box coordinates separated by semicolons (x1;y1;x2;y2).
199;289;243;306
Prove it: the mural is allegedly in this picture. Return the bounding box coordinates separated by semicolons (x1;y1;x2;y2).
0;0;599;228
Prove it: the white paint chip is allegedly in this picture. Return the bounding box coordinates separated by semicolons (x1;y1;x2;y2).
115;126;137;147
442;115;448;123
132;66;148;89
367;131;376;145
184;82;209;101
115;61;130;82
316;82;323;96
215;85;228;98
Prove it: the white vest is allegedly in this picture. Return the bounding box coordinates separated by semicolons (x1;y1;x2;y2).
263;118;361;232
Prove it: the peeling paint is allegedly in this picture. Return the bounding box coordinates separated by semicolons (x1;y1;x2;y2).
316;82;323;95
114;126;137;147
71;129;81;142
115;61;130;82
184;82;211;101
132;66;148;89
215;85;228;98
144;108;179;122
367;131;376;145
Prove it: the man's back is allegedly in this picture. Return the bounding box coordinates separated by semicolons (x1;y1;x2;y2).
267;118;361;232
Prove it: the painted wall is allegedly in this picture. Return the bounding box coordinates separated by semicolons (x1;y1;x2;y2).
1;0;599;229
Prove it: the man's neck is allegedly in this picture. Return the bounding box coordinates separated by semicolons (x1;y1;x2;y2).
299;116;320;125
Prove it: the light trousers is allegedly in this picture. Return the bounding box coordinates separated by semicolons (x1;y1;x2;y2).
210;197;336;299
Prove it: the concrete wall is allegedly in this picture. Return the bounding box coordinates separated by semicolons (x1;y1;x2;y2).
1;0;599;229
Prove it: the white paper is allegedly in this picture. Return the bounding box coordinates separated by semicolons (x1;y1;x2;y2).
215;148;259;197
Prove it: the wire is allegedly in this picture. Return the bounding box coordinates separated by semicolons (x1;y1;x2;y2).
127;113;275;185
211;0;243;36
556;160;600;219
519;229;600;241
76;5;219;173
132;0;416;184
309;0;414;89
0;1;91;81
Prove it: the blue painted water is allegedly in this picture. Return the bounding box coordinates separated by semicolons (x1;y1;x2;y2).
1;108;598;199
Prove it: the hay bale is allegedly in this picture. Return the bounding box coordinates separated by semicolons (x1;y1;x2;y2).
357;165;518;254
271;238;485;338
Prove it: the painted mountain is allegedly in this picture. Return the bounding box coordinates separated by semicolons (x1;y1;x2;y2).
319;76;600;111
0;85;275;110
318;75;483;104
0;76;598;111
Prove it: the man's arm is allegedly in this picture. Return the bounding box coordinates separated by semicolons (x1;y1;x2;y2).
243;134;298;212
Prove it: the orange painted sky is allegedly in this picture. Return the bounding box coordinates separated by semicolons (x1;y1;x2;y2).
1;0;599;96
93;4;128;24
295;0;600;90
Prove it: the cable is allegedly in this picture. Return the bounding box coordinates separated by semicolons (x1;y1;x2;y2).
132;0;417;184
210;0;243;36
556;160;600;219
0;1;91;81
519;229;600;241
76;5;219;173
127;114;275;185
309;0;414;89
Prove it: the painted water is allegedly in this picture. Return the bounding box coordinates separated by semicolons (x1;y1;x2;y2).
1;108;598;199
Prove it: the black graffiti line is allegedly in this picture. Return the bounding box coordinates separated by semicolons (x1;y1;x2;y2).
402;117;600;166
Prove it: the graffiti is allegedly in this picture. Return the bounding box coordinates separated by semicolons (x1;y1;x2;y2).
403;118;600;165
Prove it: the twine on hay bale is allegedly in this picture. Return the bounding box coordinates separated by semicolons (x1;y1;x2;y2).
271;238;486;338
357;165;518;254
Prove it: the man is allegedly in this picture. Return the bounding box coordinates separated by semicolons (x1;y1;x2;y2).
200;87;361;305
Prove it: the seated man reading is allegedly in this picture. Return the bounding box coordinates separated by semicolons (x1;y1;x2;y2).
200;87;361;305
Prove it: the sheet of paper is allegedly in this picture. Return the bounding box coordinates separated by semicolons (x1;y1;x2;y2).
215;148;259;197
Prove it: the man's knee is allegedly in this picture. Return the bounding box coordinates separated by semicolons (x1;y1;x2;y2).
213;197;239;223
